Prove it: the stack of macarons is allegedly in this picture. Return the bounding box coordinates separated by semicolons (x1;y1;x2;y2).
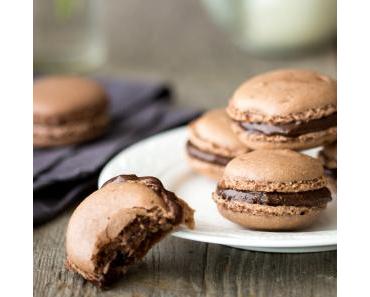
227;69;337;150
34;76;110;147
186;69;337;231
186;109;251;180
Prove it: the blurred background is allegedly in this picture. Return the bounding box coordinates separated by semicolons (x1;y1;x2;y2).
34;0;337;109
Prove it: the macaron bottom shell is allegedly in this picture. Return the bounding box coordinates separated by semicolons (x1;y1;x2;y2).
187;155;225;181
34;114;108;147
215;200;323;231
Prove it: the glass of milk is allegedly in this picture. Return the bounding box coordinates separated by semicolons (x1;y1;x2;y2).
202;0;337;55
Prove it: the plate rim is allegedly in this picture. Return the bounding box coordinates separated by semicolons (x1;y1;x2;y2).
98;126;337;250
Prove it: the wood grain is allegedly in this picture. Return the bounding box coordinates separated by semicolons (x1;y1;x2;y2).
34;0;337;296
34;210;336;297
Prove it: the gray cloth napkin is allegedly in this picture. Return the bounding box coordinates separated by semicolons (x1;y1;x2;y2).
33;78;201;225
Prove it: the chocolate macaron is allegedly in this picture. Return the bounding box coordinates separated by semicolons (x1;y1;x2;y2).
318;142;337;179
213;150;332;231
186;109;251;180
34;76;109;147
227;69;337;150
66;174;194;286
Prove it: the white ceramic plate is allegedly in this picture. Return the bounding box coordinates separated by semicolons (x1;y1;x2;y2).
99;127;337;253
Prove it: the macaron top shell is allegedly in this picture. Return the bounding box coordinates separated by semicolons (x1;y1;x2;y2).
189;109;250;156
34;76;108;124
221;150;326;192
228;69;336;122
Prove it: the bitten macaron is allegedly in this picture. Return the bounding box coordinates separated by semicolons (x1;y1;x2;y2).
34;76;109;147
213;150;332;231
318;142;337;179
66;174;194;287
186;109;251;180
227;69;337;150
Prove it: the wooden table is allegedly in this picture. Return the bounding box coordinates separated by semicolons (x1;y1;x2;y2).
34;1;337;296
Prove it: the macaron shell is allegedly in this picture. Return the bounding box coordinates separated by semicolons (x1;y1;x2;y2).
189;109;250;157
319;142;337;169
229;69;336;117
34;76;108;124
323;142;337;160
223;150;324;183
187;155;225;180
217;204;322;231
231;122;337;150
33;113;108;147
319;156;337;170
66;208;145;277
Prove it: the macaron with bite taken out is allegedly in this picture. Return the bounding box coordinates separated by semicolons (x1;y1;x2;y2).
65;174;194;287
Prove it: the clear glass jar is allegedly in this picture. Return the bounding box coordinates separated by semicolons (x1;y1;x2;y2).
34;0;106;73
202;0;337;56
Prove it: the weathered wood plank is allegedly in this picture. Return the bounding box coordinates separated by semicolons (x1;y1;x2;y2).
34;211;336;297
203;244;336;297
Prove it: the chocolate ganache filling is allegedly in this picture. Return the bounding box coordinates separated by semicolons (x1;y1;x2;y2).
216;187;332;207
186;141;232;166
239;113;336;137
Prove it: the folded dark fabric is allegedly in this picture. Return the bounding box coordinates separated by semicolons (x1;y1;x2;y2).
34;78;201;226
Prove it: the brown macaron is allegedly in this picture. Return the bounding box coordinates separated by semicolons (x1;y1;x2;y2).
318;142;337;179
227;69;337;150
213;150;332;231
186;109;251;180
65;174;194;287
34;76;109;147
